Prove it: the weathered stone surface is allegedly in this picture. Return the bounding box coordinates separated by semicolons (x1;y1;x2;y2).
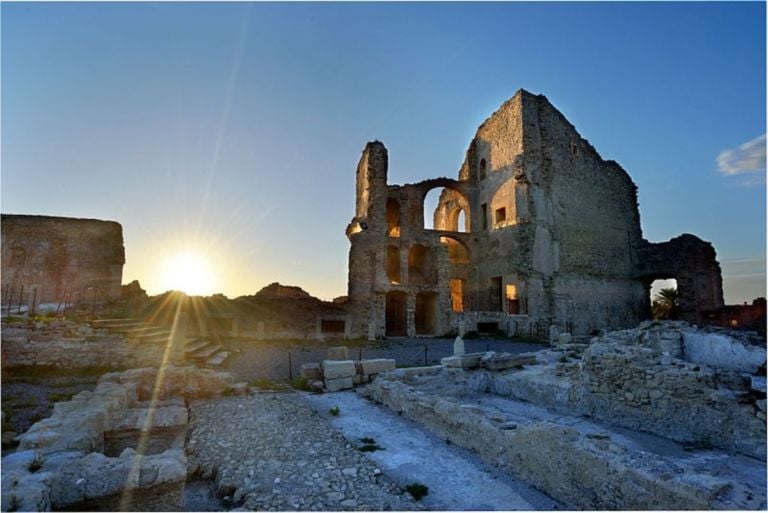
110;405;188;431
453;336;465;356
1;324;180;369
3;365;235;511
480;352;537;371
325;377;354;392
363;372;765;510
326;346;349;361
484;322;767;460
227;382;249;396
300;363;323;380
683;332;766;373
322;360;356;379
342;91;724;339
360;358;396;375
1;214;125;304
48;448;186;507
440;354;482;369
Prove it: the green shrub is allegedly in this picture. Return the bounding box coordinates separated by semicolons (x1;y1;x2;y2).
329;406;340;416
291;377;310;391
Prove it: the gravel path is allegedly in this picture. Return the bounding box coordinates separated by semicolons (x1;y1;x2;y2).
186;392;425;511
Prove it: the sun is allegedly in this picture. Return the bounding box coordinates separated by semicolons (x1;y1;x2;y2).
157;251;216;296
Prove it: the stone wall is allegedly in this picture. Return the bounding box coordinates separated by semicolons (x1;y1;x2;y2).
1;214;125;306
1;321;182;370
343;90;724;337
1;366;236;512
486;322;767;459
364;366;765;510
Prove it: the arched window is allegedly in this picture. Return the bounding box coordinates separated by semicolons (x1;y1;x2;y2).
386;246;401;284
424;187;471;232
386;199;401;237
479;158;487;180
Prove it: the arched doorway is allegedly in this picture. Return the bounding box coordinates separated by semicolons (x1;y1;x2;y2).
385;291;407;336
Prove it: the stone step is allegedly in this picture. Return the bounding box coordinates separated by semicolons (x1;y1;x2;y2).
104;323;152;333
184;339;211;354
138;335;173;345
119;327;170;337
190;344;220;360
205;351;229;367
90;318;138;327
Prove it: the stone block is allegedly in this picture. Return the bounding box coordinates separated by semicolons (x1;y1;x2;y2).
325;377;354;392
326;346;349;361
440;354;482;369
481;352;536;371
360;359;396;375
301;363;322;380
227;382;249;396
322;360;356;379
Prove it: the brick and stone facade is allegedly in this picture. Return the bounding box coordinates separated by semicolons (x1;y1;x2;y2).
1;215;125;306
344;90;724;337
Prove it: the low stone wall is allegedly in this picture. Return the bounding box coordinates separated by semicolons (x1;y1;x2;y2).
489;322;767;459
364;371;759;510
1;322;183;370
1;366;237;512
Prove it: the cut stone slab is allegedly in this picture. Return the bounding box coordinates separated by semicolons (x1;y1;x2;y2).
326;346;349;361
325;377;354;392
300;363;322;380
322;360;356;379
441;354;482;369
360;359;396;375
481;352;537;371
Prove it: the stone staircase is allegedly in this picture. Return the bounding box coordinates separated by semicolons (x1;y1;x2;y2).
90;318;229;368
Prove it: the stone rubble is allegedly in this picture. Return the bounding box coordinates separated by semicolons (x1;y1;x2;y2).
299;346;396;392
186;393;424;511
1;365;234;511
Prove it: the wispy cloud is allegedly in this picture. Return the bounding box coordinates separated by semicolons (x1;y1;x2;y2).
716;134;766;186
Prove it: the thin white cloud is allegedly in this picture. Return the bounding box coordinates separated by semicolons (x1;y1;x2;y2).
716;134;766;176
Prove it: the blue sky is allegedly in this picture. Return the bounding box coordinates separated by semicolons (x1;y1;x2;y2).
2;2;765;303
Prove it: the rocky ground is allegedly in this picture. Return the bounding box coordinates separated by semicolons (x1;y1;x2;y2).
185;392;426;511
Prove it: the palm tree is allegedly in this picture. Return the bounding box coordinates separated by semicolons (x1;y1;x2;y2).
652;288;679;320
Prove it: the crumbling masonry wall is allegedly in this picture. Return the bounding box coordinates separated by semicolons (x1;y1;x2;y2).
1;215;125;306
344;90;724;337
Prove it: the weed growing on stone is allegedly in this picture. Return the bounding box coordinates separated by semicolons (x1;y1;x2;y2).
329;406;340;416
291;377;310;391
405;482;429;501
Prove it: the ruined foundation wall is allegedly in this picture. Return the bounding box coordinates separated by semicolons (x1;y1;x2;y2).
1;215;125;304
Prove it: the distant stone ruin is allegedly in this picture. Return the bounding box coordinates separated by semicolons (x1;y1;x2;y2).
344;90;724;338
1;215;125;310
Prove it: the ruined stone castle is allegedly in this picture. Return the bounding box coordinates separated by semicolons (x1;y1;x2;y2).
344;90;724;338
